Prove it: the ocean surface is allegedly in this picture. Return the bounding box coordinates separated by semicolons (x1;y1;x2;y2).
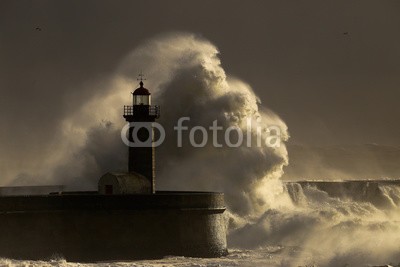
0;246;394;267
0;247;318;267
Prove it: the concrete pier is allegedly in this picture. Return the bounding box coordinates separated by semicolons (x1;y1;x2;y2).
0;191;228;262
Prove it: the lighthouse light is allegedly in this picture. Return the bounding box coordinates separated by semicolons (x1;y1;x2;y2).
133;94;151;105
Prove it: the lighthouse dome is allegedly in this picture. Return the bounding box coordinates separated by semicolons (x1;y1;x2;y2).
133;81;150;95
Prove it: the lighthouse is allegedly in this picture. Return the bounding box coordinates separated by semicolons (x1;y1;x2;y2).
98;77;160;195
123;79;160;193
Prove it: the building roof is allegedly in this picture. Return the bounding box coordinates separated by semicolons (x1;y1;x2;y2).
98;172;151;194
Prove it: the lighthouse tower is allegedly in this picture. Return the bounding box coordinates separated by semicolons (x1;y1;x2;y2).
123;79;160;193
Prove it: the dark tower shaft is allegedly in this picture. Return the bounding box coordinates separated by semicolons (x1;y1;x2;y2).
123;81;160;193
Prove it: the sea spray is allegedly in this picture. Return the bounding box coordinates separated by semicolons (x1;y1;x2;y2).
8;32;400;266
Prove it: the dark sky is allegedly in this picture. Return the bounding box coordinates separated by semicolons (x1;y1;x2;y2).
1;0;400;146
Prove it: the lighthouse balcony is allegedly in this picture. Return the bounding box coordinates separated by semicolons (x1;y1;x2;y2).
123;105;160;118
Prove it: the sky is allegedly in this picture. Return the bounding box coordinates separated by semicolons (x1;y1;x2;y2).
1;0;400;181
1;0;400;146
